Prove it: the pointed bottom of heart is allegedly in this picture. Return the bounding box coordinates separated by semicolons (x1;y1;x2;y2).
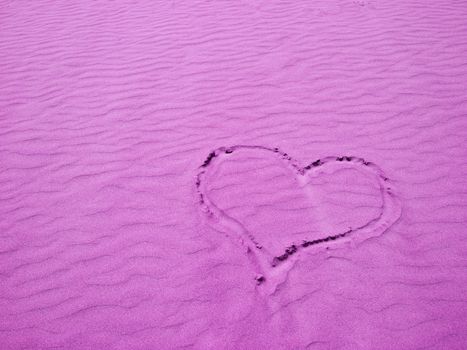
196;145;402;294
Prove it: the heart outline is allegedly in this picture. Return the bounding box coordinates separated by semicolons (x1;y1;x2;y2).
195;145;402;293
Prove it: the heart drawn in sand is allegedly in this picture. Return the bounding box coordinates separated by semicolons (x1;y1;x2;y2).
195;145;402;292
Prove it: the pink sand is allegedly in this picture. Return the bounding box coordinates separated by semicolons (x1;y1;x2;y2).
1;1;467;349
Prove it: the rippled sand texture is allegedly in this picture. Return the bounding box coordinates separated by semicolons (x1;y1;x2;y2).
1;1;467;349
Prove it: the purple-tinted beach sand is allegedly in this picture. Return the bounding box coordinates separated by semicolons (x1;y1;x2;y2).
1;1;467;349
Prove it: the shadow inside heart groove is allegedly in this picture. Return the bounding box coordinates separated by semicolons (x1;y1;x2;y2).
196;145;402;292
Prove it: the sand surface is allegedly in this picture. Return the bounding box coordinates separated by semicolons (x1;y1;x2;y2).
1;1;467;349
